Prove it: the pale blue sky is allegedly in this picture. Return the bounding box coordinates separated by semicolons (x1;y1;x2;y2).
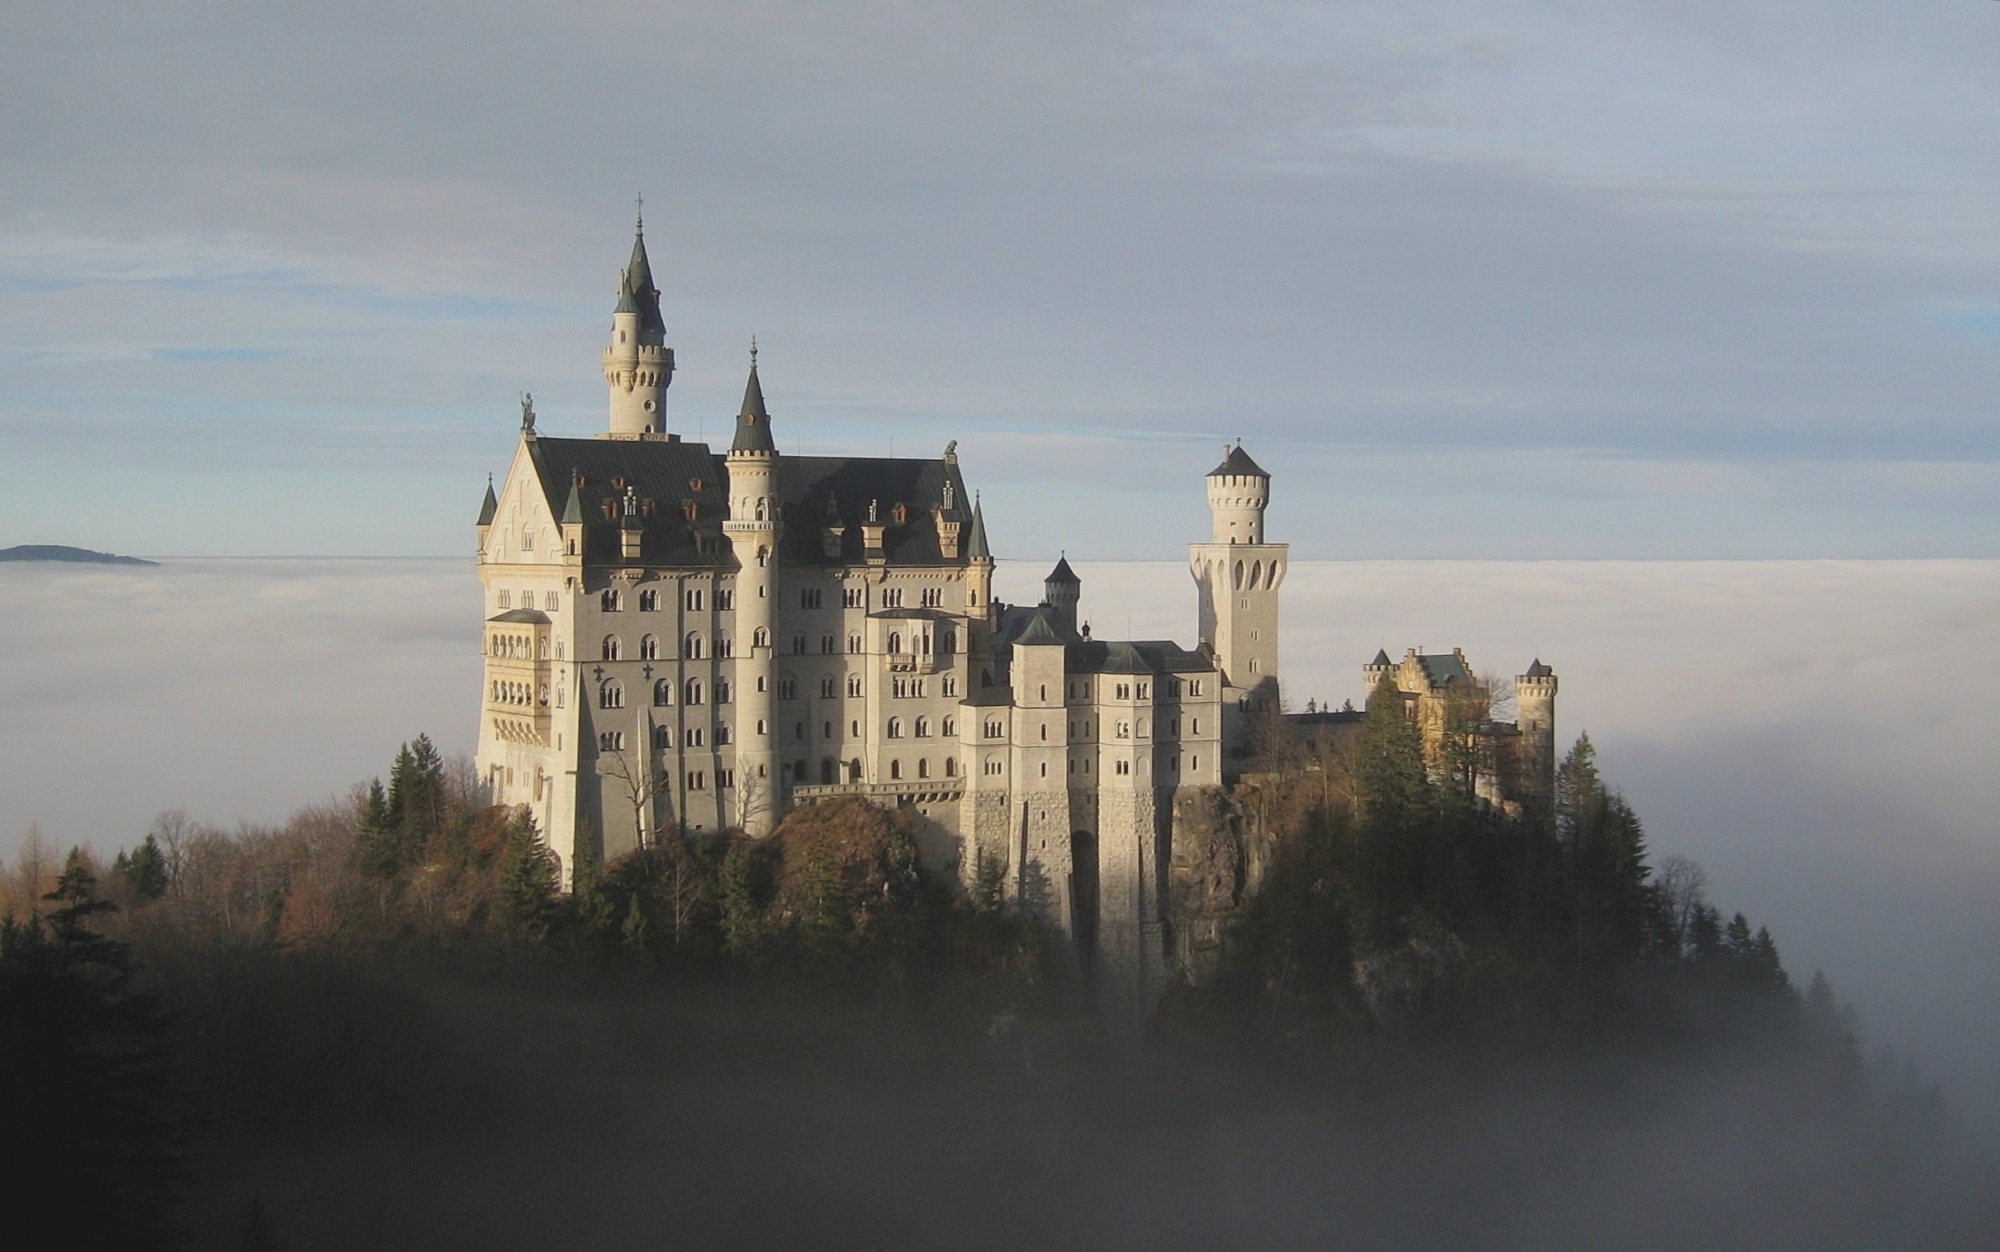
4;1;1999;556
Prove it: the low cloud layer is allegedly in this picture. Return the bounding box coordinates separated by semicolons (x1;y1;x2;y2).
6;556;1997;1137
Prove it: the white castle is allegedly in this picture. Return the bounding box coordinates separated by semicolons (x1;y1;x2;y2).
476;222;1555;1017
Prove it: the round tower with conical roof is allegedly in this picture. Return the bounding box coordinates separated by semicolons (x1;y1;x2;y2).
602;218;675;438
1043;555;1080;629
724;350;780;833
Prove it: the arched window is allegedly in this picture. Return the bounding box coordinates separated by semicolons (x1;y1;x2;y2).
654;679;674;706
941;630;956;654
848;758;863;782
848;633;862;653
888;632;902;654
821;759;836;784
917;758;930;779
600;680;624;709
640;634;659;660
537;683;549;707
942;716;956;736
914;717;931;738
753;627;770;649
943;756;956;777
1232;561;1244;590
717;723;732;745
653;724;672;749
601;635;620;661
684;679;704;705
683;632;704;659
521;528;534;552
602;589;623;612
1249;560;1261;590
887;718;903;738
890;759;903;780
538;638;549;659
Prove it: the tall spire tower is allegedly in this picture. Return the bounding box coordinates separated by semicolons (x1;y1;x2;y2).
723;343;780;833
602;207;676;438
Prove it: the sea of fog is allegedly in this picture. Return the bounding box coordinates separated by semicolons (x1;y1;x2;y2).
4;557;1997;1138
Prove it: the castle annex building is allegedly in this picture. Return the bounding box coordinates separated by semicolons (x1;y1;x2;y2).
476;223;1557;1016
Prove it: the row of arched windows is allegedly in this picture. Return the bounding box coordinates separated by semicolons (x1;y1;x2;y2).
488;680;547;707
1231;558;1281;591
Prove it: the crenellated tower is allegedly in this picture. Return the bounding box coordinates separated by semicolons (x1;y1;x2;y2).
602;217;676;438
723;349;780;833
1189;444;1286;763
1515;658;1558;807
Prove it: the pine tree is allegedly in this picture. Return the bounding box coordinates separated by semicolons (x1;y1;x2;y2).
1;853;188;1243
126;834;169;900
620;893;650;954
498;815;560;941
718;841;764;961
1349;673;1433;945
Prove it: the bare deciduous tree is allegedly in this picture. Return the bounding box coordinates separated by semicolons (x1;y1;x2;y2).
598;748;673;851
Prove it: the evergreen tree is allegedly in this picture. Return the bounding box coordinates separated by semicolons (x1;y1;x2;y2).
356;777;400;879
1349;673;1434;946
717;841;765;961
620;893;650;954
126;834;170;900
498;814;560;941
1;853;188;1243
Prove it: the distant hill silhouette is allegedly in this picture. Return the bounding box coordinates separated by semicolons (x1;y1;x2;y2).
0;544;157;566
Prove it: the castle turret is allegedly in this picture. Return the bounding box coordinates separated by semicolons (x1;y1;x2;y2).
1188;444;1286;767
1516;658;1558;807
1043;555;1080;630
601;218;675;438
724;350;779;833
476;475;497;555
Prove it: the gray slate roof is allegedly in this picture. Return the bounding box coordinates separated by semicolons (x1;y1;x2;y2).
524;436;972;569
1416;652;1473;686
1208;443;1269;478
730;365;775;453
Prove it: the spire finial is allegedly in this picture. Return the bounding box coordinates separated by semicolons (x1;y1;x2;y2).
635;191;644;233
749;334;758;369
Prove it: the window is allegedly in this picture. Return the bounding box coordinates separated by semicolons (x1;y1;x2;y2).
599;731;624;751
1191;718;1200;735
888;633;902;654
686;727;705;747
800;589;822;609
498;590;511;609
1116;721;1130;739
942;716;955;736
686;771;706;790
600;680;624;709
719;769;735;789
1116;683;1130;700
521;529;534;552
847;675;863;698
683;632;704;659
984;719;1003;738
752;627;770;649
716;680;731;704
821;635;837;654
601;589;623;612
653;725;672;749
920;587;942;608
984;757;1003;776
843;587;864;608
718;637;734;658
1116;760;1131;775
717;723;731;745
940;630;955;654
821;759;836;784
639;589;660;611
654;679;674;706
914;717;931;738
756;676;767;693
640;634;659;660
795;721;806;741
1248;658;1259;673
890;759;903;780
881;588;903;608
793;635;808;655
778;679;797;700
546;591;559;611
887;718;903;738
1137;682;1149;699
819;677;837;699
685;588;705;611
917;758;931;778
851;719;861;737
717;589;735;610
685;679;704;705
1191;754;1199;771
942;675;958;697
848;633;863;654
1187;680;1203;696
602;635;621;661
943;757;955;777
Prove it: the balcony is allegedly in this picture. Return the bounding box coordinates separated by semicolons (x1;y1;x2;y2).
791;779;966;806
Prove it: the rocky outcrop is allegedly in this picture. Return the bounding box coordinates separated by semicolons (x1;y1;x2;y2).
1167;786;1270;987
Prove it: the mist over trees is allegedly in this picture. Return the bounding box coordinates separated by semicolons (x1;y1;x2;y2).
3;723;1995;1250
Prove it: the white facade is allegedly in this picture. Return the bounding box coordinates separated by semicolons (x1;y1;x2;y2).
476;225;1285;1016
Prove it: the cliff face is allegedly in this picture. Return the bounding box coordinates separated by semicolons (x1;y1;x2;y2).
1168;786;1271;987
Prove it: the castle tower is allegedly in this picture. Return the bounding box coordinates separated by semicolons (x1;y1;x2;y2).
1043;556;1080;630
1188;444;1286;762
723;352;780;834
1008;611;1077;943
601;217;675;438
964;495;993;622
1516;658;1558;808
